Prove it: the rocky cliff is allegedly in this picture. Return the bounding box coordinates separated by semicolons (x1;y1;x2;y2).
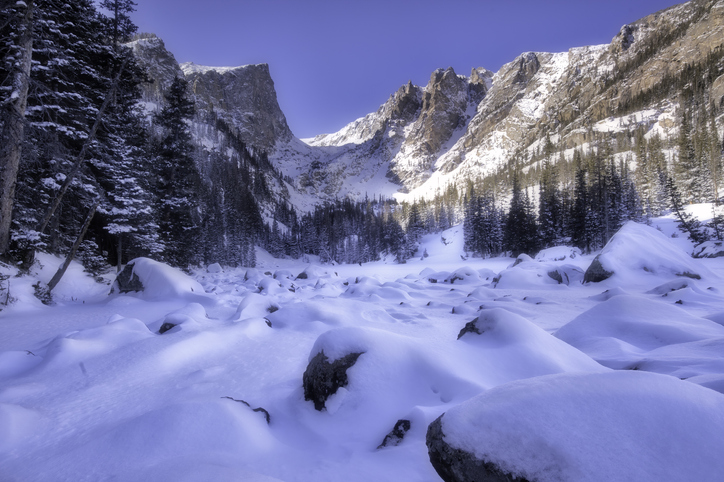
296;0;724;201
131;0;724;207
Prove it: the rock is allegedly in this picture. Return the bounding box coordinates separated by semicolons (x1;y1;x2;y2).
693;240;724;259
583;255;614;283
158;322;177;334
302;350;364;411
114;262;144;293
426;415;526;482
377;419;411;449
457;318;483;339
513;52;540;84
181;62;294;153
547;270;563;284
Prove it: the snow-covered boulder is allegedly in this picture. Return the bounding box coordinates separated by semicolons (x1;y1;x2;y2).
535;246;581;262
112;258;208;301
583;221;706;283
206;263;223;273
303;350;364;411
427;371;724;482
555;294;724;368
457;308;605;376
495;257;584;289
693;240;724;258
295;264;337;281
444;267;483;285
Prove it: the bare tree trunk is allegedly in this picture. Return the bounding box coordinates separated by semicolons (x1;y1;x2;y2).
47;198;100;292
116;233;122;273
0;0;34;256
35;58;128;235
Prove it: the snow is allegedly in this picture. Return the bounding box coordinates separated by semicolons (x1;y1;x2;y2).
588;221;711;284
440;371;724;482
179;62;250;76
1;220;724;480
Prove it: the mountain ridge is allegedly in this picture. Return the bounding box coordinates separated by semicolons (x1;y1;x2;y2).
131;0;724;208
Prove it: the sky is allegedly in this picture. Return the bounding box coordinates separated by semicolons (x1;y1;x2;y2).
132;0;684;139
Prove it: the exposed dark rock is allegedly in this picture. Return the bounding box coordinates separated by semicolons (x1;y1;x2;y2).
677;271;701;280
159;322;177;334
427;415;529;482
296;271;308;280
303;350;364;411
547;270;563;284
377;419;411;449
114;263;144;293
513;52;540;84
457;318;483;339
583;255;614;283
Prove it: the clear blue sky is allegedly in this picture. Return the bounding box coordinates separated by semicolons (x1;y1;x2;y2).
133;0;683;139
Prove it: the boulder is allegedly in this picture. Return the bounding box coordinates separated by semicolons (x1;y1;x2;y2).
302;350;364;411
427;415;525;482
581;222;708;283
114;262;144;293
111;258;208;301
426;371;724;482
582;255;613;283
377;419;411;449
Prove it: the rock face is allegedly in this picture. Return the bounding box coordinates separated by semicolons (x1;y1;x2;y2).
126;35;183;105
181;62;294;153
583;255;614;283
427;415;527;482
377;419;412;449
130;1;724;206
291;0;724;201
302;350;364;411
114;262;144;293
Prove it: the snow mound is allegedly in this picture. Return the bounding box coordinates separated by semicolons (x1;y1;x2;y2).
437;371;724;482
458;308;606;376
534;246;582;262
693;240;724;258
585;222;709;282
444;267;484;285
76;399;276;479
555;294;724;368
495;257;583;289
306;326;483;418
112;258;210;302
40;316;154;369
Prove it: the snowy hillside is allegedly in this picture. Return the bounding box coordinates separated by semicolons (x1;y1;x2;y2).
2;215;724;481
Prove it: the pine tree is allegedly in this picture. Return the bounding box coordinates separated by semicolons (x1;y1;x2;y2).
99;0;138;47
154;76;201;267
0;0;34;256
569;152;594;252
675;102;701;202
538;159;563;248
504;173;539;257
666;175;708;244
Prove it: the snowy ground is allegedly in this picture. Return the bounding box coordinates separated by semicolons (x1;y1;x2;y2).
2;212;724;481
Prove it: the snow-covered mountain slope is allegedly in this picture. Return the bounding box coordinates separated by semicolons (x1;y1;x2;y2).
279;0;724;203
131;0;724;210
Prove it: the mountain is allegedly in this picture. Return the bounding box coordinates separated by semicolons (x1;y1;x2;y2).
129;34;294;216
129;0;724;210
305;0;724;200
